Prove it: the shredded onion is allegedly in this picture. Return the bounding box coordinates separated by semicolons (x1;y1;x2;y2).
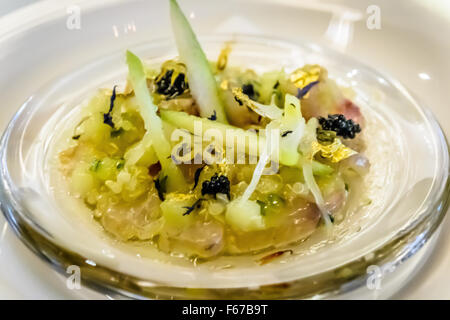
302;161;332;227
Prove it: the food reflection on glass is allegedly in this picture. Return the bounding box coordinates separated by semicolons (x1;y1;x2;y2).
58;0;370;260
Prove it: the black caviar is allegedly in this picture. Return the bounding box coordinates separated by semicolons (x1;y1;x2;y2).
155;69;189;98
201;173;230;200
318;114;361;139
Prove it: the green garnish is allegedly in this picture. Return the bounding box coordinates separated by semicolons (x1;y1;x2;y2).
256;200;266;215
116;159;125;170
110;128;124;138
258;194;285;216
207;110;217;121
316;129;337;145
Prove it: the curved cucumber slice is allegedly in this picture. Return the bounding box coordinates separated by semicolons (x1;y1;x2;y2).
169;0;228;123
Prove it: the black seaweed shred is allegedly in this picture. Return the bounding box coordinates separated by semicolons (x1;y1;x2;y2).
72;135;81;140
242;83;259;101
318;114;361;139
110;128;124;138
296;81;319;99
234;96;244;106
192;165;206;190
281;130;293;137
207;110;217;121
273;81;280;89
103;85;117;128
154;175;168;201
182;198;204;216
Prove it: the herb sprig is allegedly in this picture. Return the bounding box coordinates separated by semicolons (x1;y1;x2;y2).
154;175;168;201
103;86;117;128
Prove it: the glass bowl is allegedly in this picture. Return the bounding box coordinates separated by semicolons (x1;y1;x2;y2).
0;1;449;299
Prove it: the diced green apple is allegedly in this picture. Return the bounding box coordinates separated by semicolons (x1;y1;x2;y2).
225;197;265;232
126;50;187;191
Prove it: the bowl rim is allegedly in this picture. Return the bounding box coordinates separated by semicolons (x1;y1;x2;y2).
0;1;449;299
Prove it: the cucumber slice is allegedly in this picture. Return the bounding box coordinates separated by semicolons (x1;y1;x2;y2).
160;109;332;176
169;0;228;123
126;51;187;191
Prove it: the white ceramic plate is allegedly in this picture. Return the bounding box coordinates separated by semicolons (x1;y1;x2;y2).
0;0;449;299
